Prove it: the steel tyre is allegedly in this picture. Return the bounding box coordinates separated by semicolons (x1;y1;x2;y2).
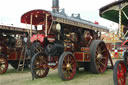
89;40;108;73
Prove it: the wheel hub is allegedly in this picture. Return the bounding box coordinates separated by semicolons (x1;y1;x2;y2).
97;54;103;59
66;64;71;70
118;72;124;78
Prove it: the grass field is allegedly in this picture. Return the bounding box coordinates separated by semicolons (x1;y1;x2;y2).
0;60;128;85
0;66;119;85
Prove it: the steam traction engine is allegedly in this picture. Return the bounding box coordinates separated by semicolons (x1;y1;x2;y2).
21;0;112;80
0;25;31;74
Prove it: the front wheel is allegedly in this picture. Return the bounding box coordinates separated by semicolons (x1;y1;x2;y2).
58;52;76;80
0;54;8;74
113;60;127;85
31;52;49;78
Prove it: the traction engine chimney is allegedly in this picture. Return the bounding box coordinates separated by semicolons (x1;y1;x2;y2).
52;0;59;12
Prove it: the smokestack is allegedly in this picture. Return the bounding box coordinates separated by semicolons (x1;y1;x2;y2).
52;0;59;12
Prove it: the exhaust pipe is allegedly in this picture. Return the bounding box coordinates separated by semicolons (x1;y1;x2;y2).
52;0;59;12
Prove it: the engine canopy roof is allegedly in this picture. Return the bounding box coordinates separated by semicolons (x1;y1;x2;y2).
21;9;109;32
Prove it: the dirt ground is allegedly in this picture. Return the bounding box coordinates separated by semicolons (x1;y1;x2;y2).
0;59;128;85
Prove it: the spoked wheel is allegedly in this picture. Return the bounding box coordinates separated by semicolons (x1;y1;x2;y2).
0;54;8;74
30;42;43;58
90;40;109;73
31;52;49;78
113;60;127;85
58;52;76;80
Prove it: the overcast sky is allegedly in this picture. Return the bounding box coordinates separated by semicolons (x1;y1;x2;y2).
0;0;118;30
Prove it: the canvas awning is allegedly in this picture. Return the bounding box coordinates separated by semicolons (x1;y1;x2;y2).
99;0;128;25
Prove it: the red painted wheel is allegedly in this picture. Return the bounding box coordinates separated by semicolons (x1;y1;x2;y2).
0;54;8;74
113;60;127;85
90;40;108;73
58;52;76;80
31;52;49;78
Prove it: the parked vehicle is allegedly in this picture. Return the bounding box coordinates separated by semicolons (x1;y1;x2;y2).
21;0;113;80
0;25;34;74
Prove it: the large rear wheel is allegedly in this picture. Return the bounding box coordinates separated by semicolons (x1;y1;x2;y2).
89;40;108;73
113;60;127;85
31;52;49;78
58;52;76;80
0;54;8;74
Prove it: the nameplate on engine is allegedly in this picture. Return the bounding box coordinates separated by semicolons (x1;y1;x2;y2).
48;63;56;66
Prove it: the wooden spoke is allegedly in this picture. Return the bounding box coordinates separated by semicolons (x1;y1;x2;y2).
34;68;43;71
64;71;68;78
67;70;72;77
67;55;70;64
1;65;5;69
1;62;6;64
62;65;67;69
0;56;8;74
97;47;101;53
64;58;68;64
36;47;43;53
96;58;105;67
100;49;106;53
96;62;102;72
101;57;106;59
70;60;74;66
120;78;124;84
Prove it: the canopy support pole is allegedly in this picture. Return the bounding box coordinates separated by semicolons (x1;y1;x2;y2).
30;14;33;37
122;10;128;20
119;9;122;38
45;14;49;37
